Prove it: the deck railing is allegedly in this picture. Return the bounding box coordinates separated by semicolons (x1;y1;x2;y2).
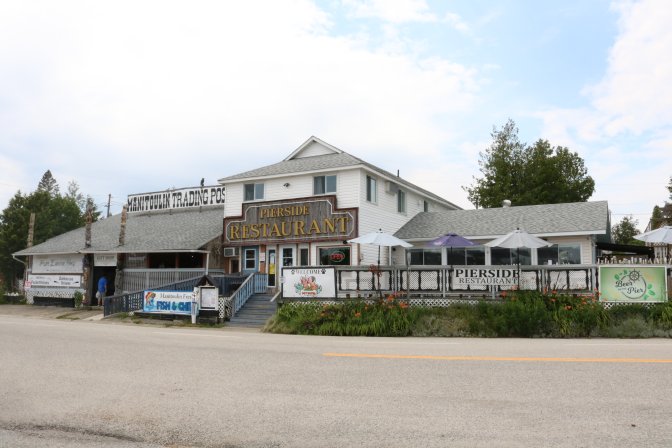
230;273;268;317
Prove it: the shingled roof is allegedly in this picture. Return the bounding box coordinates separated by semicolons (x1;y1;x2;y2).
218;136;460;210
394;201;609;241
14;207;223;256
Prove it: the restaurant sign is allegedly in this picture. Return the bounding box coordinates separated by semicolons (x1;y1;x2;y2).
127;185;225;213
453;268;518;286
224;196;358;244
599;266;667;302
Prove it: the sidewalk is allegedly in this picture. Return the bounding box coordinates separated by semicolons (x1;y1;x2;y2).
0;304;105;321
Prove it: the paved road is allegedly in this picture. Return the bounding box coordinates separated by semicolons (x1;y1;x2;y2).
1;312;671;447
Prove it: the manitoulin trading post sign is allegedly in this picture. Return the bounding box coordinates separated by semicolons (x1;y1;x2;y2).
599;266;667;302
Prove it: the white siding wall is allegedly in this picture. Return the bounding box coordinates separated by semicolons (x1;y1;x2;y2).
223;168;454;267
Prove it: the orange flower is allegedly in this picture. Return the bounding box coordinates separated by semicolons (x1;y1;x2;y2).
551;290;557;295
565;305;572;311
550;298;556;303
501;291;508;298
354;312;361;318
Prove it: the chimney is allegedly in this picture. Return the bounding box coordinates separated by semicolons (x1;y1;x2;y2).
84;206;92;248
118;205;128;246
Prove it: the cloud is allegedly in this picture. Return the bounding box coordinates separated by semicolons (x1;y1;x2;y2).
536;0;672;228
0;0;483;214
341;0;437;23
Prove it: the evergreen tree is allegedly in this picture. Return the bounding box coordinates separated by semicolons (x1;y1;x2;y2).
465;120;595;208
36;170;60;197
612;216;643;245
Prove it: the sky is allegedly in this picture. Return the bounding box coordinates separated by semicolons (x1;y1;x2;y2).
0;0;670;230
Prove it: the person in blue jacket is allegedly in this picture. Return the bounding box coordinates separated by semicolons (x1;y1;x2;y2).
97;275;107;307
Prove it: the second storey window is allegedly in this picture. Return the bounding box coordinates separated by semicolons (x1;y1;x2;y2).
314;175;336;195
397;190;406;213
366;176;377;203
244;183;264;201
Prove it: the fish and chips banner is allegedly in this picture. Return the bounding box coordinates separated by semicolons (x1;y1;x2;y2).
599;266;668;302
282;267;336;298
143;290;194;314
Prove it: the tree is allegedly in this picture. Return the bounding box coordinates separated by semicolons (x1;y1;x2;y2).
612;216;643;245
464;119;595;208
0;173;96;288
37;170;60;197
648;176;672;229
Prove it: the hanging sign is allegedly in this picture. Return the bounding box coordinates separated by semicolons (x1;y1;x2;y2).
282;267;336;298
94;254;117;266
599;266;667;302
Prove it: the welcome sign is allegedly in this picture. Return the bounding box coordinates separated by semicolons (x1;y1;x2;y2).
282;267;337;299
599;266;667;302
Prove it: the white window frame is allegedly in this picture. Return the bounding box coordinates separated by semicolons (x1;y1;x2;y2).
244;183;264;201
397;190;406;213
366;176;377;204
313;175;337;195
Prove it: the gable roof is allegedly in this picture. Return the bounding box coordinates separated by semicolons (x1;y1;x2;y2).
14;207;223;256
394;201;610;241
218;136;461;209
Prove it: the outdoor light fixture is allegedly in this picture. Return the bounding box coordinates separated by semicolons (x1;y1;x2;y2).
283;183;290;187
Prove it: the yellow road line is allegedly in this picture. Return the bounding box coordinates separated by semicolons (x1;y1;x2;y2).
323;353;672;363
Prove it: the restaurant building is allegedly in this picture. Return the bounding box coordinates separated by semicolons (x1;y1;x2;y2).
219;136;461;287
393;201;610;266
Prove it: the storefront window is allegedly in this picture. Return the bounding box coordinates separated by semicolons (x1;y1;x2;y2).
409;249;441;265
538;244;581;265
446;247;486;265
491;247;531;265
319;247;351;266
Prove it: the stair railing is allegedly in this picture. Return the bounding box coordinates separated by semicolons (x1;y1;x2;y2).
231;273;268;317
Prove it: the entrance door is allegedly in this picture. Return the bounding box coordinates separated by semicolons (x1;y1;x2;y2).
267;249;277;287
242;247;258;275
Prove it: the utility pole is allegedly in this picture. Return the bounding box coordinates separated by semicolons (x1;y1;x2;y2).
106;194;111;218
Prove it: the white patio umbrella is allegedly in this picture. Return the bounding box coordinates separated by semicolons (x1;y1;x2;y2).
485;228;552;288
634;226;672;244
635;226;672;260
348;229;412;295
348;229;413;266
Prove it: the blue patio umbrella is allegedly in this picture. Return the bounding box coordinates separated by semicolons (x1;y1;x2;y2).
429;233;476;266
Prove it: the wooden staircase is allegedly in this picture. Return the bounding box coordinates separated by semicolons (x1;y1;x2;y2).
227;293;277;328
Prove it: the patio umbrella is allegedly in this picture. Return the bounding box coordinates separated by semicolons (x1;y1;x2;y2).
635;226;672;260
485;228;552;288
348;229;412;295
635;226;672;244
429;233;476;266
348;229;413;266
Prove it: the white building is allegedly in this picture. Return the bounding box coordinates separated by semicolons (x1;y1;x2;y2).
218;136;460;286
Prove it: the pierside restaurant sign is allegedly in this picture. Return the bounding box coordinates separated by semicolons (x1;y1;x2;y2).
224;196;358;244
127;185;225;213
453;268;518;286
599;266;667;302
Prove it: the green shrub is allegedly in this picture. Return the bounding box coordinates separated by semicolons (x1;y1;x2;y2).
73;291;84;308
